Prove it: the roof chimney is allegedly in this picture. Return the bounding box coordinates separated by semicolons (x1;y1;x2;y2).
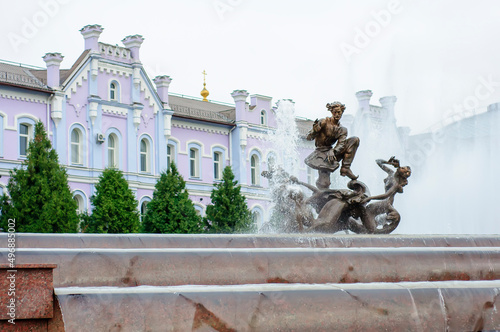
379;96;397;121
153;75;172;105
355;90;373;111
122;35;144;63
42;53;64;88
231;90;249;122
80;24;104;52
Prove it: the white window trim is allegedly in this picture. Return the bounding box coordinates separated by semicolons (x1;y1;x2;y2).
70;128;83;165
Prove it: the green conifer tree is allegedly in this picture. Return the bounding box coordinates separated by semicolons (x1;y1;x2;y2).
204;166;254;233
0;121;79;233
142;163;202;233
81;168;140;233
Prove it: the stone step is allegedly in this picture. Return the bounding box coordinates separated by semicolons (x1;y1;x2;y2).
54;281;500;331
1;233;499;248
3;247;499;287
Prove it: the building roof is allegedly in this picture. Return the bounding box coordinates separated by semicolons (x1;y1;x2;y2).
295;117;314;137
0;61;51;92
0;50;90;93
168;94;235;124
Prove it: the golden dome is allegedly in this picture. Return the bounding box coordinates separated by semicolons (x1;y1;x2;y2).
201;83;209;101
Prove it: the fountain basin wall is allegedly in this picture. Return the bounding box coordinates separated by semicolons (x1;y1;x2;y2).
1;247;499;287
55;282;500;331
0;234;498;331
1;233;499;249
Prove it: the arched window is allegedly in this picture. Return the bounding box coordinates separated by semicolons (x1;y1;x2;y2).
73;194;84;214
252;207;263;229
19;123;32;157
140;201;148;222
260;110;267;125
250;154;260;185
110;82;118;101
108;134;118;168
213;151;222;180
190;148;200;178
267;153;276;172
71;128;82;165
140;138;150;173
194;204;204;217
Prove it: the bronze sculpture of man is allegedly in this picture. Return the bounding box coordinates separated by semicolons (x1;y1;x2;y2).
305;102;359;187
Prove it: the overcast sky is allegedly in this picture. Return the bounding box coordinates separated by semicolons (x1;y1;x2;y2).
2;0;500;133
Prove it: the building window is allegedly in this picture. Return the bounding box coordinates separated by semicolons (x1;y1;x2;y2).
167;144;174;168
108;134;118;168
252;210;261;225
71;128;82;165
73;194;84;214
213;151;222;180
19;123;31;157
140;201;148;222
110;82;118;101
190;148;199;178
260;110;266;125
250;154;260;185
140;139;150;173
194;205;204;217
252;208;263;229
267;154;276;171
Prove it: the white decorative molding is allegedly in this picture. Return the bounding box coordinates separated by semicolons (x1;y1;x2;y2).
240;125;248;148
137;76;159;114
102;105;128;116
91;58;99;78
99;43;132;61
133;108;141;132
98;64;133;77
65;63;89;97
51;95;64;128
0;92;47;104
164;112;172;138
171;122;229;136
141;112;153;128
89;102;99;125
68;103;87;118
247;132;269;140
247;147;264;161
210;144;230;161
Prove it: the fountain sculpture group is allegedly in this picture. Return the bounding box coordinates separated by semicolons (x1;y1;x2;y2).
264;101;412;234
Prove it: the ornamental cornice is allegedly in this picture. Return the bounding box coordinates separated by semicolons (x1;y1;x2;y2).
138;78;159;114
65;63;89;97
98;63;133;77
102;105;129;116
170;104;233;123
172;121;229;135
247;131;269;140
0;91;47;104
